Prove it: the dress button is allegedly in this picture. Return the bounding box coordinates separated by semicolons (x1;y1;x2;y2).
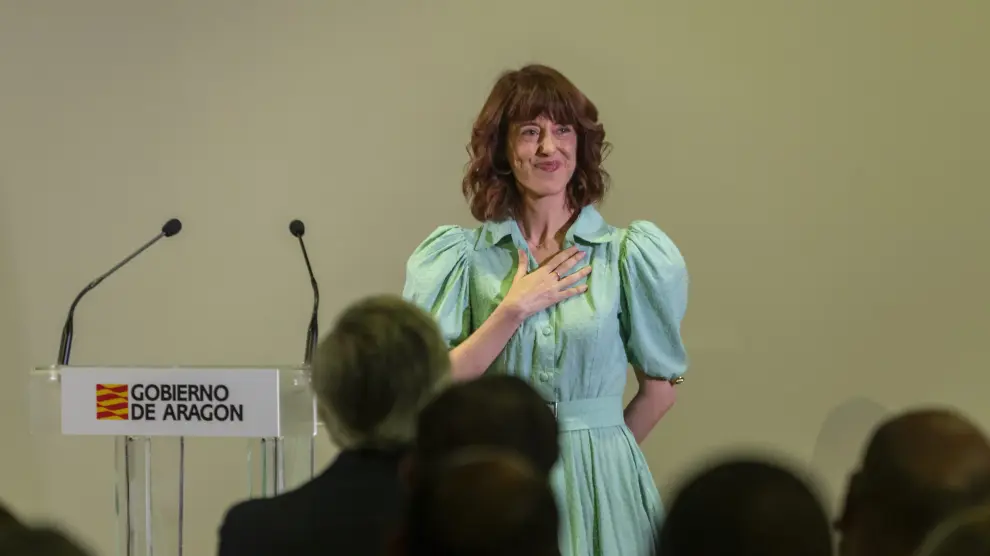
539;372;551;382
542;327;552;336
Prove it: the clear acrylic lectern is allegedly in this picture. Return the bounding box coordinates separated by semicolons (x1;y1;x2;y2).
29;365;318;556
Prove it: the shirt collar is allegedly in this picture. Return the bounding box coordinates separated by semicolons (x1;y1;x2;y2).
474;205;613;250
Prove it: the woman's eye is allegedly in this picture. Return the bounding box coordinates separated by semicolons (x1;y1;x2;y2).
557;126;573;134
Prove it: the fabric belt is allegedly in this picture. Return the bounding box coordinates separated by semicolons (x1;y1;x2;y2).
547;396;625;432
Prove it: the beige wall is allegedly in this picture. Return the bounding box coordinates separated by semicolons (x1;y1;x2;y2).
1;0;988;554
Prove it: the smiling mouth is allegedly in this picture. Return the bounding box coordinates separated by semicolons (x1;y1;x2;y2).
535;161;561;172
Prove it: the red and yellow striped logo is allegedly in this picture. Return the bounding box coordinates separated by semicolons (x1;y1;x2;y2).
96;384;129;420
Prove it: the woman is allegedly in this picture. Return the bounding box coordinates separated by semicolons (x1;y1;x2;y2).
402;64;689;556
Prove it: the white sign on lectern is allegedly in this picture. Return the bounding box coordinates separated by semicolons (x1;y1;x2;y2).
32;364;315;556
60;367;281;437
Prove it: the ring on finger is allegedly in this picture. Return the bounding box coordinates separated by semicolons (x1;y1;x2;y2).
552;270;561;281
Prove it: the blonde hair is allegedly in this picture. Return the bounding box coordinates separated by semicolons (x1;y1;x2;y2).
312;294;450;449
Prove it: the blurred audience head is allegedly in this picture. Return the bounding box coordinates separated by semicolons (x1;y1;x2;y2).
312;294;450;450
0;503;20;533
0;525;93;556
916;504;990;556
658;457;832;556
837;408;990;556
397;448;560;556
413;374;559;477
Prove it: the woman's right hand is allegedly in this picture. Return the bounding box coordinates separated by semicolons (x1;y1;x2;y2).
500;247;592;320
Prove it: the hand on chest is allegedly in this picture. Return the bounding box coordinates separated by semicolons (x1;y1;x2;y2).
472;244;618;323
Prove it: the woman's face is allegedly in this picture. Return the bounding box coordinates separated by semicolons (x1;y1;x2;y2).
506;115;578;201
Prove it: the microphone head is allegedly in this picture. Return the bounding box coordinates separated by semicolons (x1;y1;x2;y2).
289;219;306;238
162;218;182;237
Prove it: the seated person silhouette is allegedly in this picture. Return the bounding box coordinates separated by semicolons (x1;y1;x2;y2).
659;457;832;556
393;448;560;556
217;295;451;556
836;408;990;556
410;374;559;479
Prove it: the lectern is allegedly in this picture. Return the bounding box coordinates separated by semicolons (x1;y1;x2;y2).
29;365;318;556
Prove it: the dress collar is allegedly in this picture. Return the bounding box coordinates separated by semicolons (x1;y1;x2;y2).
474;205;613;250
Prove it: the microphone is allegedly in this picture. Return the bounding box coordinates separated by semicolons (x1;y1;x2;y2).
56;218;183;365
290;219;320;365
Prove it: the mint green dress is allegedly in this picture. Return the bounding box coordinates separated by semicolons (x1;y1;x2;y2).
402;205;689;556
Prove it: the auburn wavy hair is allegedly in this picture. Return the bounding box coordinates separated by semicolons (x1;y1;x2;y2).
462;64;611;222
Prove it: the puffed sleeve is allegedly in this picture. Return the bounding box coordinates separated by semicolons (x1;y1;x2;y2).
618;221;689;380
401;225;473;348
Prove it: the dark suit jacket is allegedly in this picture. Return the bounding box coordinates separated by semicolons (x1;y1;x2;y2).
217;447;406;556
